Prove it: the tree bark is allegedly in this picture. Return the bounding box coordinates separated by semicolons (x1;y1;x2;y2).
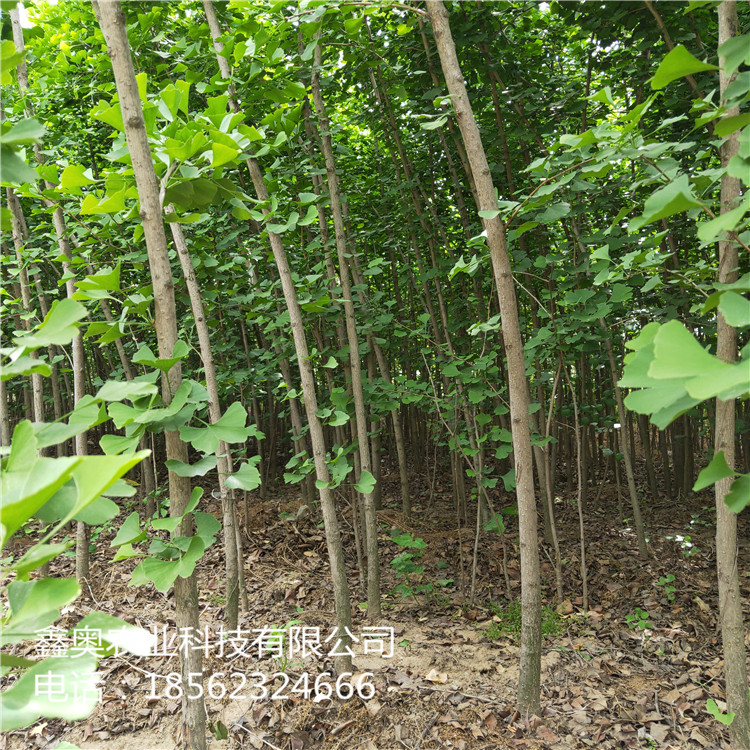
10;4;91;579
600;320;648;557
426;0;542;715
714;3;750;744
202;0;353;670
91;2;206;747
166;210;242;632
310;40;381;619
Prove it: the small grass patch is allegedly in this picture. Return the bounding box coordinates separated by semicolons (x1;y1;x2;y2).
485;599;562;641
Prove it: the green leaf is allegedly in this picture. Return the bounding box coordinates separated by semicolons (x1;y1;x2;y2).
165;455;217;477
2;118;45;151
211;142;239;167
211;401;250;443
159;84;182;119
73;612;156;657
177;423;216;454
629;175;703;231
390;532;426;549
80;189;126;215
115;542;142;561
718;33;750;76
91;102;124;131
643;321;748;402
135;71;147;102
696;198;749;243
3;578;80;645
468;387;485;404
1;457;81;549
725;474;750;513
186;486;204;515
0;40;24;85
225;461;261;491
6;420;39;472
0;146;38;185
151;516;183;533
537;202;571;223
693;451;736;491
650;45;718;90
177;535;206;578
328;410;350;426
132;340;189;372
323;356;338;368
502;468;516;492
0;352;52;380
194;511;221;545
102;479;137;498
12;542;73;581
718;291;750;328
14;299;87;349
95;380;158;402
298;204;318;226
179;401;249;453
100;434;141;455
74;263;121;299
74;496;120;525
589;87;614;106
650;321;726;379
110;512;146;547
300;295;331;313
130;557;180;592
0;654;98;731
0;653;36;675
66;454;148;523
60;164;95;190
2;119;44;147
421;115;448;131
715;113;750;138
354;469;376;495
483;515;505;534
706;697;736;726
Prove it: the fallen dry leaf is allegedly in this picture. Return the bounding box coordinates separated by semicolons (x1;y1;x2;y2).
425;668;448;683
536;726;560;744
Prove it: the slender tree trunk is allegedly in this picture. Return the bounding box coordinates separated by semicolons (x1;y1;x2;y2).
91;3;207;747
639;414;659;499
714;3;750;744
562;364;588;613
599;321;648;557
310;41;381;618
10;5;91;579
0;365;10;446
202;0;353;669
659;427;673;496
5;189;45;427
166;210;242;632
426;0;542;715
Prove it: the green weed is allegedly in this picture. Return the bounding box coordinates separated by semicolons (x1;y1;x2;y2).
485;599;562;641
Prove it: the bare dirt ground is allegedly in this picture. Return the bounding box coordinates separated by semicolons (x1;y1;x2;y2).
2;466;747;750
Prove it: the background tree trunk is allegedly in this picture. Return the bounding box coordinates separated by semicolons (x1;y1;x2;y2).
426;0;542;715
714;2;750;745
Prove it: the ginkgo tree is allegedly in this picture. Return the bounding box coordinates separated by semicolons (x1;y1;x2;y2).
2;0;749;742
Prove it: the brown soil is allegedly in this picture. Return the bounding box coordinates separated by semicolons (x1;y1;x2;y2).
2;469;746;750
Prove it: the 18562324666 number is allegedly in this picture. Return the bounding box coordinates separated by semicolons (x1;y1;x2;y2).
148;671;376;701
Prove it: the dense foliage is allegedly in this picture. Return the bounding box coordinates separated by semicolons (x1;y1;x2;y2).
1;0;748;745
